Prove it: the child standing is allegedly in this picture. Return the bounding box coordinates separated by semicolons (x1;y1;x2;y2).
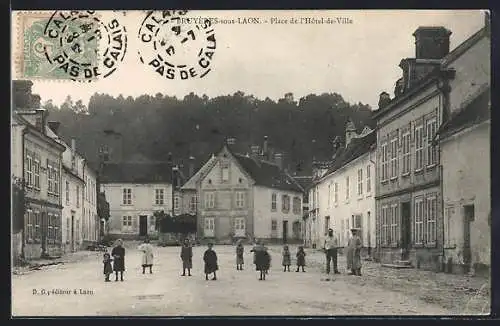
236;241;244;270
282;245;291;272
203;243;218;281
138;238;154;274
103;252;113;282
180;238;193;276
254;246;271;280
296;246;306;272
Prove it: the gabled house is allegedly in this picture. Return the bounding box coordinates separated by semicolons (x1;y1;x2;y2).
183;139;304;244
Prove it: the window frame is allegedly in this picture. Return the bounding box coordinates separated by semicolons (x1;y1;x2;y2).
401;131;411;176
390;135;399;180
414;197;424;245
155;188;165;205
426;118;438;168
205;192;215;209
345;176;350;200
122;188;132;205
271;193;277;211
357;168;363;196
334;182;339;203
414;124;424;172
425;195;437;245
282;194;290;213
122;215;133;232
366;165;371;193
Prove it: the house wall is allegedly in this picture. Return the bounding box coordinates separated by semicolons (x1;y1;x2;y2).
23;132;63;259
61;172;84;253
83;164;98;243
198;148;253;243
253;186;303;243
101;182;172;238
314;151;376;254
445;36;491;114
441;121;490;276
375;83;444;270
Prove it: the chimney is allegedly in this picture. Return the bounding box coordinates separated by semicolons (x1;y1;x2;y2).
71;138;76;153
378;92;391;110
345;119;357;148
274;152;283;170
413;26;452;60
35;108;46;134
262;136;269;160
48;121;61;134
188;156;195;178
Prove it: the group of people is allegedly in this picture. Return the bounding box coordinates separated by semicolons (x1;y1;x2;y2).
102;228;363;282
323;227;363;281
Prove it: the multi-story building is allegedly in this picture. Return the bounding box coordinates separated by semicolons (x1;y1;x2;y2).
11;109;65;260
100;161;178;239
435;21;490;276
373;23;489;271
183;138;304;244
310;121;376;255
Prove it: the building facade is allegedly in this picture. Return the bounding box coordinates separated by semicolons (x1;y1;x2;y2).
308;122;376;255
438;86;490;276
11;109;65;260
184;141;304;244
100;162;176;239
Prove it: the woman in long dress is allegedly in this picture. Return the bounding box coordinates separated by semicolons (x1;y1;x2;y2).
111;239;126;281
346;228;362;276
138;237;154;274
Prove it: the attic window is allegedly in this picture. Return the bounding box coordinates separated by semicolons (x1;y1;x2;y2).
223;154;227;158
239;178;243;183
208;179;212;184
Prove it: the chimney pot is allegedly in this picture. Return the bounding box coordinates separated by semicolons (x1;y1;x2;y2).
413;26;452;60
378;92;391;110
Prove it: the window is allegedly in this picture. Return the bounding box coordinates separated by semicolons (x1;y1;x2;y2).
48;213;54;242
54;166;59;195
85;178;89;201
357;169;363;196
155;189;164;205
235;192;245;208
426;118;437;167
282;194;290;213
426;195;437;244
26;209;33;241
221;164;229;182
75;219;80;242
271;220;278;231
174;195;180;210
47;160;54;194
34;211;41;242
271;193;277;211
390;204;399;246
122;216;133;232
381;142;389;182
33;156;40;190
390;136;398;179
366;165;371;193
351;214;362;228
414;197;424;244
328;184;331;207
76;186;80;208
190;196;197;212
66;217;70;243
334;182;338;203
415;125;424;171
234;217;245;237
25;151;33;187
122;188;132;205
324;216;330;235
345;177;350;200
401;131;411;175
445;206;455;247
204;217;215;237
293;196;301;214
65;181;70;205
205;192;215;209
381;205;389;246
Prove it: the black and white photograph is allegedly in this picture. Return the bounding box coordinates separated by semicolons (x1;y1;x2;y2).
10;9;491;316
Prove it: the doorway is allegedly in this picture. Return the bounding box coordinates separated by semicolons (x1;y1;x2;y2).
401;202;411;260
463;205;475;273
282;220;288;244
139;215;148;237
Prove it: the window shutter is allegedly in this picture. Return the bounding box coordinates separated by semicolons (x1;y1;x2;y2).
133;216;138;230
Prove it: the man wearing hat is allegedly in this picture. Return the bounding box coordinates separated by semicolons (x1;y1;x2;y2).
323;228;340;279
346;228;362;276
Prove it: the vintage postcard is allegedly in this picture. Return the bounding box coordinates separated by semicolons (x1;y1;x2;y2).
10;10;491;317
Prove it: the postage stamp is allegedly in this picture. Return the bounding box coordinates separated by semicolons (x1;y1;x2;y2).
137;10;216;80
14;11;128;81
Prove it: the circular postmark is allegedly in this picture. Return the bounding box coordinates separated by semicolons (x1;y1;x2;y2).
42;10;127;81
138;10;216;80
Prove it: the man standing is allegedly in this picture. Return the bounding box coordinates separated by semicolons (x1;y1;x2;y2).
346;228;362;276
324;228;340;280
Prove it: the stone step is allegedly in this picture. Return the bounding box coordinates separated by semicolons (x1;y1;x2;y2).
381;263;414;269
395;260;412;266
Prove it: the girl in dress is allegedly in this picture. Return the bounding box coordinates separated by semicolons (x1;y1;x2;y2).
103;252;113;282
296;246;306;272
180;238;193;276
282;245;291;272
111;239;126;281
236;240;244;270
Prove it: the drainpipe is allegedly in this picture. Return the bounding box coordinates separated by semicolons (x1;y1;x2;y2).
82;159;86;247
21;127;28;260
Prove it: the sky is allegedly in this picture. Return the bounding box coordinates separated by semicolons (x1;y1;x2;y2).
12;10;486;110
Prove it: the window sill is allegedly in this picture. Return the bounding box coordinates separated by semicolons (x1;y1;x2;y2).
381;180;389;185
271;208;277;212
444;244;457;249
414;169;424;174
121;204;133;206
426;164;437;170
401;172;410;178
389;177;398;182
365;193;372;198
357;196;363;201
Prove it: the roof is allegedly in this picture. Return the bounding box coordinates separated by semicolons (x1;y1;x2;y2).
231;152;303;193
436;85;490;140
322;131;376;178
291;176;313;192
100;162;175;184
62;165;84;183
12;112;66;151
181;154;218;190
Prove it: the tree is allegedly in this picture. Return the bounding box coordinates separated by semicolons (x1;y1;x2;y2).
97;192;110;222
